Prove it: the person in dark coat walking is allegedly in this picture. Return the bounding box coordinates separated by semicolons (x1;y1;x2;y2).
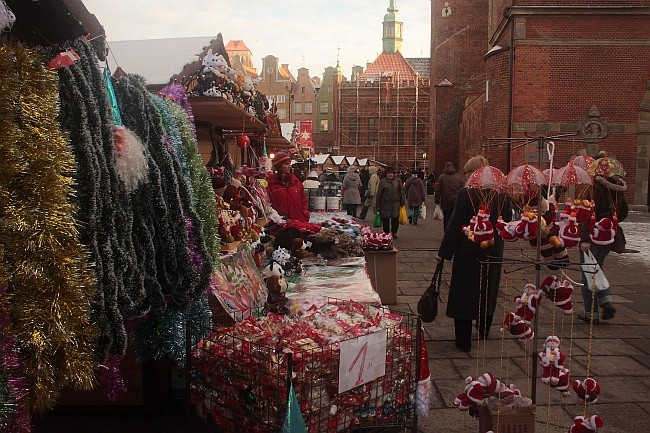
436;155;512;352
435;161;464;229
404;172;427;224
376;167;405;238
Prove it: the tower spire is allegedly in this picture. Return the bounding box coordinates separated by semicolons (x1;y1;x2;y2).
382;0;403;53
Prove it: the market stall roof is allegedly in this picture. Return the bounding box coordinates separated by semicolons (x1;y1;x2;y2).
108;36;211;85
357;158;369;167
345;157;358;166
189;97;265;132
312;154;333;165
331;156;347;166
265;136;292;149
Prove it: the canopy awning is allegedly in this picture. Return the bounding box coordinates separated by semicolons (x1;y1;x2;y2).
189;97;265;132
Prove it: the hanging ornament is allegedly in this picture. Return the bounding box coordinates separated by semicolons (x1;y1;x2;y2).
237;133;250;149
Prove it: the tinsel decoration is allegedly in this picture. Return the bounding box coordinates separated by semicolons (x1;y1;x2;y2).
159;83;196;140
113;125;149;194
151;95;192;182
44;37;141;361
131;297;211;366
103;66;123;126
165;100;221;266
0;43;97;412
0;286;29;432
113;74;212;362
97;355;127;402
113;74;193;302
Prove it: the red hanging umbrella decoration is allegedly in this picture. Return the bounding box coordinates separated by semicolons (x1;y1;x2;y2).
504;164;546;207
543;167;558;186
462;166;506;249
569;155;594;171
555;164;592;187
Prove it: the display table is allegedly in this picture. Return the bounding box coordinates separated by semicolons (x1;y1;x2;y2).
364;248;398;305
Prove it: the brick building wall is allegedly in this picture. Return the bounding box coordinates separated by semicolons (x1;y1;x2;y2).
430;0;489;176
456;2;650;204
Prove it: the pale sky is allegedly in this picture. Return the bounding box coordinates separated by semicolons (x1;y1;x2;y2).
83;0;431;79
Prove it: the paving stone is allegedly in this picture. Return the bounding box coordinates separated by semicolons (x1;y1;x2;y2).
571;355;646;376
632;354;650;368
571;338;644;356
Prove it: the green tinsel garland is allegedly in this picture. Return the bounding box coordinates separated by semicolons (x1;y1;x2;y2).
45;37;143;361
166;100;221;265
0;43;97;413
112;75;197;305
151;95;192;185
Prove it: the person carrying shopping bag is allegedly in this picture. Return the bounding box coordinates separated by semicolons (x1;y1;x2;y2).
376;167;405;239
578;153;628;324
404;172;427;225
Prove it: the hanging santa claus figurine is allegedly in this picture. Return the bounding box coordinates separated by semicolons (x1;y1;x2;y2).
513;283;543;324
463;206;495;248
540;275;574;314
539;335;570;395
572;378;601;404
496;215;518;242
558;211;581;248
590;212;618;246
569;415;603;433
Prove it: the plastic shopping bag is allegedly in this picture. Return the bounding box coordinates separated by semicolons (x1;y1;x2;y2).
420;204;427;220
433;204;444;221
373;212;383;228
399;206;408;225
581;250;609;292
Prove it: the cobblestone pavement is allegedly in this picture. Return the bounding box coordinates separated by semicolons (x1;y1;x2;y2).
33;196;649;432
391;196;650;433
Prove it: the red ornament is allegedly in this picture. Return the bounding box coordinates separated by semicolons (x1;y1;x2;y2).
237;134;250;149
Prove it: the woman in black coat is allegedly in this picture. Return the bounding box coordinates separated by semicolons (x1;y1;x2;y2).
436;156;512;352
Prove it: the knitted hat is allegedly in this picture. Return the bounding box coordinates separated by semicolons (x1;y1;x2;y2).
272;151;291;168
307;171;319;179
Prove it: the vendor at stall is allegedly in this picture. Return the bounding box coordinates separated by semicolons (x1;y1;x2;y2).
267;152;310;222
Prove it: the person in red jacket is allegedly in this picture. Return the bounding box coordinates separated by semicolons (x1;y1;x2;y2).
267;152;310;222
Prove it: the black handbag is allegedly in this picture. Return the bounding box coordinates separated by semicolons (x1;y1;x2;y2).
418;262;443;323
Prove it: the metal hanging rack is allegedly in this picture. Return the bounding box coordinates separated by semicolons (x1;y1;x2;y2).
479;131;605;404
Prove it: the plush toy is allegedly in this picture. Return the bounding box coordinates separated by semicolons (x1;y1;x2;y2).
501;312;534;341
573;199;594;224
514;283;543;323
569;415;603;433
590;213;617;246
454;373;521;418
515;211;538;241
496;216;518;242
572;378;601;404
541;277;573;314
265;274;289;314
538;335;570;394
472;206;495;247
558;212;581;248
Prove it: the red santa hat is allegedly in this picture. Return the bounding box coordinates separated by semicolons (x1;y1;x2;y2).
573;378;601;404
590;215;617;245
570;415;604;433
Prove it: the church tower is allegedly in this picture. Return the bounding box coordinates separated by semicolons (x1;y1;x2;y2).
382;0;403;53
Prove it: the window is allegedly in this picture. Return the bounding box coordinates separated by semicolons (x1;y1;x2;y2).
294;102;302;114
320;120;329;131
320;102;329;114
368;116;379;146
328;86;332;94
277;94;286;103
278;108;286;120
301;86;305;94
304;102;313;114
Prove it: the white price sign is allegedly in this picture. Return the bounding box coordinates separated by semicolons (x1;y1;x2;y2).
338;330;387;394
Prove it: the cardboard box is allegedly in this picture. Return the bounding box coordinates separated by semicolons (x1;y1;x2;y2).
364;247;398;304
478;404;535;433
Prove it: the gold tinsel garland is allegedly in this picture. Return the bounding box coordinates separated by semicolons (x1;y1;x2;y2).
0;43;97;412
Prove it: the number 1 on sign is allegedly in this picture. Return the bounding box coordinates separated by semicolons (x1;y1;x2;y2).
349;341;368;386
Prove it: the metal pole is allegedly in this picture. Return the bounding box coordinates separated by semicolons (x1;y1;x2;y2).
530;136;544;404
